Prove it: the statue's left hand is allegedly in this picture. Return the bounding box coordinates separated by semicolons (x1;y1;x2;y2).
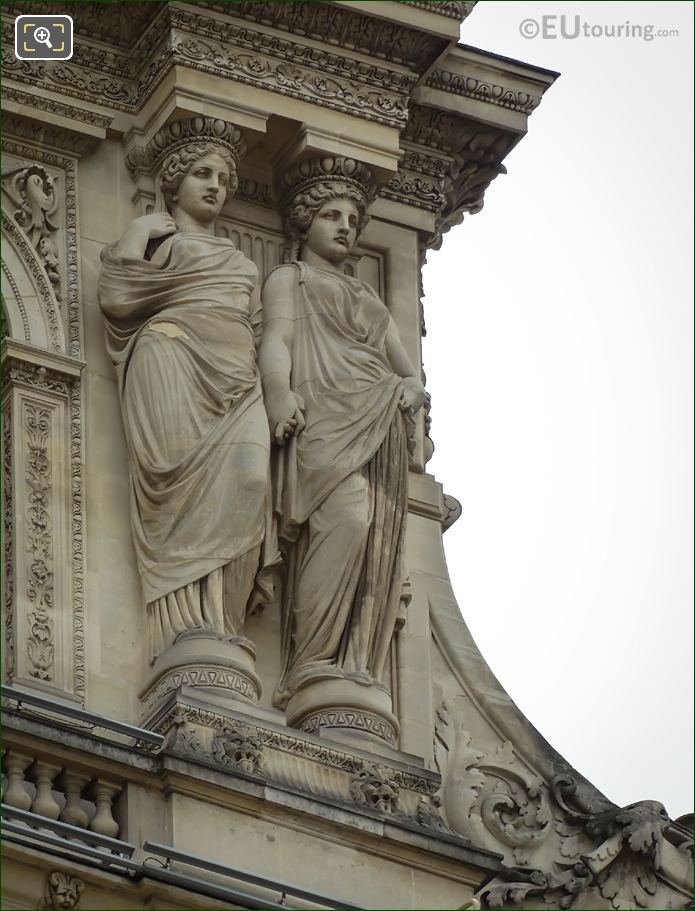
399;377;428;414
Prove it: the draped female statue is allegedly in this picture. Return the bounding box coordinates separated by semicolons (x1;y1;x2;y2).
99;119;272;673
260;158;427;739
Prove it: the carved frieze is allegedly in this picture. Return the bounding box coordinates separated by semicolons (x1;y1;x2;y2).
3;5;414;127
169;29;408;129
155;701;443;829
196;1;445;72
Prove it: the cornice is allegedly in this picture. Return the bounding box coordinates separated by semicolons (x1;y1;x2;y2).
401;1;476;20
2;0;163;49
1;7;413;128
170;6;417;95
399;104;518;247
194;1;446;73
425;68;540;115
2;86;113;130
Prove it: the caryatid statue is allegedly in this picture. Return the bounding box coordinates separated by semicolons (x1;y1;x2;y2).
259;157;428;745
98;118;275;706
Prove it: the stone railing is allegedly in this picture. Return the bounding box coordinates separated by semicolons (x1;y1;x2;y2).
2;748;122;839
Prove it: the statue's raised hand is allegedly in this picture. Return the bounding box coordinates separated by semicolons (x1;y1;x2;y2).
113;213;177;260
130;213;177;240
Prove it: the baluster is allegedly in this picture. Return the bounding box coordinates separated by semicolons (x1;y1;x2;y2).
58;769;90;828
28;759;62;820
87;777;121;838
2;751;33;810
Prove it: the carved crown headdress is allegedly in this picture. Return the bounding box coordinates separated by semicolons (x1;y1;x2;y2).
125;117;247;179
277;156;378;213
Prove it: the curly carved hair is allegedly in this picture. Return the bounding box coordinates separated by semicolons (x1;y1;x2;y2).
283;180;369;246
159;142;239;209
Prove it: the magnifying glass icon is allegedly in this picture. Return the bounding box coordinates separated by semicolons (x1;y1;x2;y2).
33;26;53;49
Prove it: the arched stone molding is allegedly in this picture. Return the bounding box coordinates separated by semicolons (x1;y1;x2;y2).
1;207;65;353
2;137;82;360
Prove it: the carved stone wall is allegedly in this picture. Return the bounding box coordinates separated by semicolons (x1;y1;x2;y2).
2;4;689;911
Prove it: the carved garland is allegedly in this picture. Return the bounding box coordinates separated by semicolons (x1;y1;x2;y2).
68;378;84;701
24;401;54;680
3;404;16;680
5;362;85;702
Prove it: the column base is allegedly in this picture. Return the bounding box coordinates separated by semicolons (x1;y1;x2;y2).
139;633;261;725
286;676;399;748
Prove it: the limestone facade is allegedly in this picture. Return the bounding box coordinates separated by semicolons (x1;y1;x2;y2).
2;3;692;910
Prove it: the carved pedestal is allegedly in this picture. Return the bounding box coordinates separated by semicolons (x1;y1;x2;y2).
285;676;400;752
139;633;261;724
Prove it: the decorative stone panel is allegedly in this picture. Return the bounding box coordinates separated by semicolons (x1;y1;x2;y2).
2;341;85;703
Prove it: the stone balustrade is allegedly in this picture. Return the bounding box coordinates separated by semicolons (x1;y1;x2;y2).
1;748;122;839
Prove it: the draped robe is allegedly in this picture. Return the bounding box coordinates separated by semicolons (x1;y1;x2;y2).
271;263;412;705
98;233;272;659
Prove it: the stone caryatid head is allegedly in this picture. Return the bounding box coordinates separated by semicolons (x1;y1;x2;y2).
125;116;247;216
277;156;378;260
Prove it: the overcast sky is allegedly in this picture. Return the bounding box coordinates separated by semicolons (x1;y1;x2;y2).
422;1;694;819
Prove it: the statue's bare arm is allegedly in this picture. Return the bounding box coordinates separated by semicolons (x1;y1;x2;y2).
385;317;428;414
259;266;306;445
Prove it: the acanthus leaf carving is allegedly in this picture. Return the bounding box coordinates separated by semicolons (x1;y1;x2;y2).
5;165;62;302
434;702;552;866
435;723;694;910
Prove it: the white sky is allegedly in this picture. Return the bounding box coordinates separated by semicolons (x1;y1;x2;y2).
422;1;694;819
